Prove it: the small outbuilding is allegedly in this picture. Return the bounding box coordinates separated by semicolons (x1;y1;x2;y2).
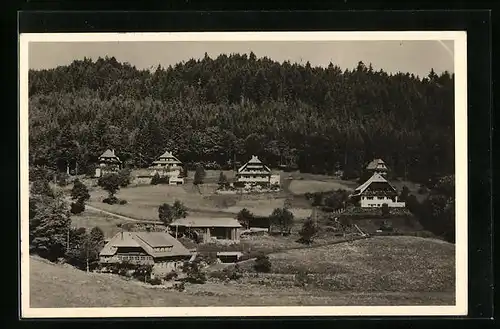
169;217;242;243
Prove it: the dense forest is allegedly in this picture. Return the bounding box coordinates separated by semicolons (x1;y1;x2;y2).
28;53;454;183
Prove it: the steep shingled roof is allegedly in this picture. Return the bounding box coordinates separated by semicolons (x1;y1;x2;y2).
99;231;191;258
366;158;388;171
237;155;271;173
99;149;122;163
156;150;182;161
351;173;397;196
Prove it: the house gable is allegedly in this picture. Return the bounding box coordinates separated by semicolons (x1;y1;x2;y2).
366;158;388;172
352;173;397;197
99;231;191;259
237;155;271;175
98;149;122;164
152;150;183;166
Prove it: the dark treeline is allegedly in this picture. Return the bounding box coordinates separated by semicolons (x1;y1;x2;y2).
29;53;454;182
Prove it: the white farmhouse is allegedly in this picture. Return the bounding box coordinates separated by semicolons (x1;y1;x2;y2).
150;151;184;185
235;155;273;187
350;173;405;208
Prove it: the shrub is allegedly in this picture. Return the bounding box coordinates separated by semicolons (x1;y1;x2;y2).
418;186;428;194
70;200;85;214
30;166;55;182
71;179;90;203
193;164;206;185
147;277;163;285
150;173;170;185
118;168;132;187
399;186;410;201
97;173;122;198
174;281;185;291
118;199;128;205
298;218;319;244
254;253;271;273
31;178;54;198
151;173;161;185
164;271;178;281
182;258;207;284
103;196;119;205
269;207;294;235
236;208;253;229
379;220;393;232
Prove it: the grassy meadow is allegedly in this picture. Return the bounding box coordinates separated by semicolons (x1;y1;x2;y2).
226;236;455;294
30;235;455;307
70;208;138;239
83;169;367;222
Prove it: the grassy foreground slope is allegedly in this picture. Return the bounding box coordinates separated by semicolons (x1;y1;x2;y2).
231;236;455;292
30;236;455;308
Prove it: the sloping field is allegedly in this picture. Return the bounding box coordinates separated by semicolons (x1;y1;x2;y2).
288;179;355;195
71;209;137;238
29;254;454;308
88;184;311;220
236;236;455;293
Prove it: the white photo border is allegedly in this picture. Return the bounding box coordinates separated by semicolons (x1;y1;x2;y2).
19;31;468;318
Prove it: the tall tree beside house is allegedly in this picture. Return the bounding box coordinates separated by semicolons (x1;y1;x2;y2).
404;174;455;243
29;187;72;261
399;185;410;202
193;163;206;193
421;175;455;242
97;173;122;204
86;226;105;271
158;203;174;225
64;227;88;266
236;208;254;229
70;179;90;214
117;168;132;187
158;201;188;226
269;207;294;236
172;200;188;220
65;226;106;272
71;179;90;202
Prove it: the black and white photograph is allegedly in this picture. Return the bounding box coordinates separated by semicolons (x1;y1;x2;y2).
19;32;467;317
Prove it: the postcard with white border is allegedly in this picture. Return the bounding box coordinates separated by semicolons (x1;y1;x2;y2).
20;31;467;318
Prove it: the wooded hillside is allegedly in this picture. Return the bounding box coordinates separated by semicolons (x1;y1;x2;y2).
28;53;454;182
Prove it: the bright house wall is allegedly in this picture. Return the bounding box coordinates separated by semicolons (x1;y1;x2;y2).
237;174;270;182
360;196;406;208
